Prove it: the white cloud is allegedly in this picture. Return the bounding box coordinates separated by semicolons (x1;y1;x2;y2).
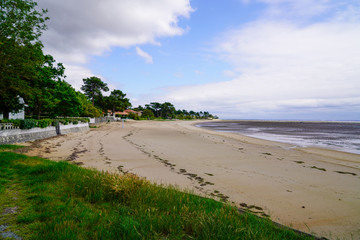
37;0;193;85
63;65;116;93
163;3;360;118
63;65;96;91
135;47;153;64
223;70;237;78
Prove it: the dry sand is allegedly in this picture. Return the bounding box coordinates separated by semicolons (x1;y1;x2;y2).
21;120;360;239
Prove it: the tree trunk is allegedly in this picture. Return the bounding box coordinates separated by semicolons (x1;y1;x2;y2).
3;110;10;119
37;103;42;120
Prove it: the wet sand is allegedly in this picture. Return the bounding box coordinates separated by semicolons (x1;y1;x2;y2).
20;120;360;239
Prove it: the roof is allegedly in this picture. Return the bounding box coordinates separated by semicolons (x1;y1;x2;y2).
124;109;140;114
114;111;129;115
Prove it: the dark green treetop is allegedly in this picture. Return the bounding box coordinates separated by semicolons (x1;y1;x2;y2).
81;76;109;106
107;89;131;113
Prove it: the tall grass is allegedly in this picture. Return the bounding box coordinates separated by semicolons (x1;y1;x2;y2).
0;150;315;240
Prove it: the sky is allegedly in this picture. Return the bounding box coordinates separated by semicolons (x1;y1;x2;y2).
36;0;360;120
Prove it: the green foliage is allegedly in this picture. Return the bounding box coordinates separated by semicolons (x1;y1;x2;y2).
143;103;218;120
81;76;109;106
106;89;131;114
0;0;48;118
128;112;140;120
77;92;102;117
52;81;81;117
0;144;24;150
141;109;154;119
37;119;53;128
19;119;36;129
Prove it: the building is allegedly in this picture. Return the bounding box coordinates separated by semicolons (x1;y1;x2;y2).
0;97;26;120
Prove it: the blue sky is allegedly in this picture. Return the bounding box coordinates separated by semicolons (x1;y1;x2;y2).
37;0;360;120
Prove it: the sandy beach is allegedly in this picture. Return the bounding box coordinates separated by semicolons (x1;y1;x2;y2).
21;120;360;239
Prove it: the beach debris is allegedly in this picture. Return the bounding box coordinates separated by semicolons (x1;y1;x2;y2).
294;161;304;164
262;152;272;155
239;203;267;216
67;148;87;161
310;166;326;171
334;171;357;176
117;165;128;174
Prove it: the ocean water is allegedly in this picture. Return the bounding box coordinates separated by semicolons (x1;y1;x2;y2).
196;121;360;155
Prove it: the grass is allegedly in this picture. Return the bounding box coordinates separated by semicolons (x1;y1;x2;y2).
0;144;24;151
0;146;316;240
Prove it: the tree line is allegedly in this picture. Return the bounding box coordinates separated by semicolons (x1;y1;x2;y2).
0;0;217;121
132;103;218;120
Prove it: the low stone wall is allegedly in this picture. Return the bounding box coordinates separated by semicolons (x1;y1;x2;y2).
0;123;89;145
58;123;89;135
89;116;116;126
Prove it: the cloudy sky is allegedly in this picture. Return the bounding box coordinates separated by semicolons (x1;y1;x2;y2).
37;0;360;120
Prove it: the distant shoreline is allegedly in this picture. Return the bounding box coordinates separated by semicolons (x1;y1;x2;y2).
196;120;360;155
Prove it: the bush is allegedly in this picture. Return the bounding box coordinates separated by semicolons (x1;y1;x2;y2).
20;119;37;129
128;112;139;120
58;119;69;125
38;119;53;128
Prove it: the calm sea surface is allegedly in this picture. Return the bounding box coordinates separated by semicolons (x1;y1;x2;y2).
196;121;360;155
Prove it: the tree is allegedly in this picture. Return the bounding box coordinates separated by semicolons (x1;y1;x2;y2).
80;76;109;106
77;93;102;117
141;109;154;119
160;102;175;119
27;54;66;119
146;102;162;118
107;89;131;114
52;81;82;117
0;0;48;118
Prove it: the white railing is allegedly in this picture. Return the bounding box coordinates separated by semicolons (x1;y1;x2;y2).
0;123;19;130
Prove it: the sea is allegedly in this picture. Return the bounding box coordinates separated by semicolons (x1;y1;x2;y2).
196;120;360;155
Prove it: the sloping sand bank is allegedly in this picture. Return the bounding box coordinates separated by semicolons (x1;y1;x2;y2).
21;120;360;239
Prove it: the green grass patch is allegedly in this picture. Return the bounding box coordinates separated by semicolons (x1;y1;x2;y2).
0;151;315;240
0;145;24;151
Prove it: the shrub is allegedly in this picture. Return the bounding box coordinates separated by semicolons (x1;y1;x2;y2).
20;119;37;129
128;112;139;120
38;119;53;128
58;119;69;125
